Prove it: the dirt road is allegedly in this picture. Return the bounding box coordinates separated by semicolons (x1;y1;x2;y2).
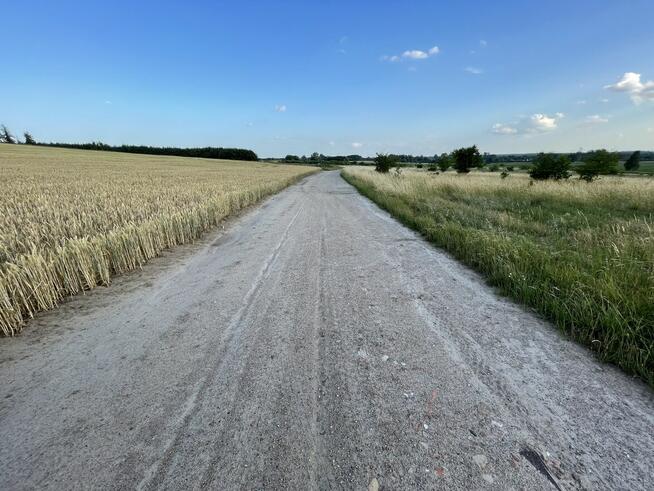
1;171;652;490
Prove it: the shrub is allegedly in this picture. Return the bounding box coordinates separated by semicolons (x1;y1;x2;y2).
23;132;36;145
624;151;640;171
374;153;396;173
500;171;510;179
489;164;500;172
529;153;571;180
506;165;514;171
452;146;483;173
416;163;423;169
437;153;453;172
427;165;438;172
577;149;620;182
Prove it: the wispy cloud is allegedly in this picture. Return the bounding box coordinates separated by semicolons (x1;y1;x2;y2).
576;100;587;105
583;114;609;125
382;45;439;62
465;66;483;75
351;142;363;149
479;39;487;47
104;100;112;105
605;72;654;104
274;104;287;113
491;123;517;135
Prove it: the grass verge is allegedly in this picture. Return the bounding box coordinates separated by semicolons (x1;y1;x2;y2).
342;167;653;385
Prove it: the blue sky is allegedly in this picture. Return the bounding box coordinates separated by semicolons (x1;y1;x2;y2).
2;0;654;157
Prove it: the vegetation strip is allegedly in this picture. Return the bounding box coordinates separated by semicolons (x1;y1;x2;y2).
0;145;317;335
342;167;653;385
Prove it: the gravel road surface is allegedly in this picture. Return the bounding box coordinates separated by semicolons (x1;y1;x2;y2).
1;171;653;490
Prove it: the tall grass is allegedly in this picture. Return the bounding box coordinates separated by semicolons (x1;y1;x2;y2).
342;167;654;385
0;145;317;335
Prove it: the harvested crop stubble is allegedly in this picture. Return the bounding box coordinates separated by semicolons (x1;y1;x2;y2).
0;145;317;335
342;167;654;384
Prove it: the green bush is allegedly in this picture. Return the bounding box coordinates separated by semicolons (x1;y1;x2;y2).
452;146;483;173
374;153;396;173
529;153;571;180
437;153;453;172
577;149;620;182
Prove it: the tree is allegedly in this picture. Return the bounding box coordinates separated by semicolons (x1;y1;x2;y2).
529;153;571;180
284;154;300;162
437;153;452;172
577;149;620;181
310;152;320;162
624;150;641;171
374;153;396;173
1;125;16;144
23;131;36;145
452;145;483;173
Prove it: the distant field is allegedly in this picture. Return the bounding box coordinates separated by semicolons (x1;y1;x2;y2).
0;145;317;335
342;167;654;384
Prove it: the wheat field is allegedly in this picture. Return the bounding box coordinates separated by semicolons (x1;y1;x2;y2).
0;145;317;335
342;167;654;384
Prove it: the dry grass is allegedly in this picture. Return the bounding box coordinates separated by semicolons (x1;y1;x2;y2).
343;167;654;384
0;145;317;335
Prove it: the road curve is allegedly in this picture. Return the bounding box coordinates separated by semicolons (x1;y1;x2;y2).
1;171;652;490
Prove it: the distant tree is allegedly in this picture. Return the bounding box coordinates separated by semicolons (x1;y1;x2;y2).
310;152;320;162
374;153;396;173
624;150;641;171
23;131;36;145
452;145;483;173
284;154;300;162
577;149;620;181
529;153;571;180
1;125;16;144
437;153;452;172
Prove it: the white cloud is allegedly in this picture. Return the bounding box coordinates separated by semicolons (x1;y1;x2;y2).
465;66;483;75
492;112;564;135
351;142;363;149
530;113;560;130
402;49;429;59
275;104;287;112
328;140;335;146
491;123;517;135
104;100;112;104
576;100;587;105
480;40;487;47
382;45;439;62
648;127;654;133
583;114;609;125
605;72;654;104
600;98;610;103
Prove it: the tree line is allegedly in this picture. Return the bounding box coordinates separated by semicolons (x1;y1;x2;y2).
0;124;258;161
374;145;641;181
